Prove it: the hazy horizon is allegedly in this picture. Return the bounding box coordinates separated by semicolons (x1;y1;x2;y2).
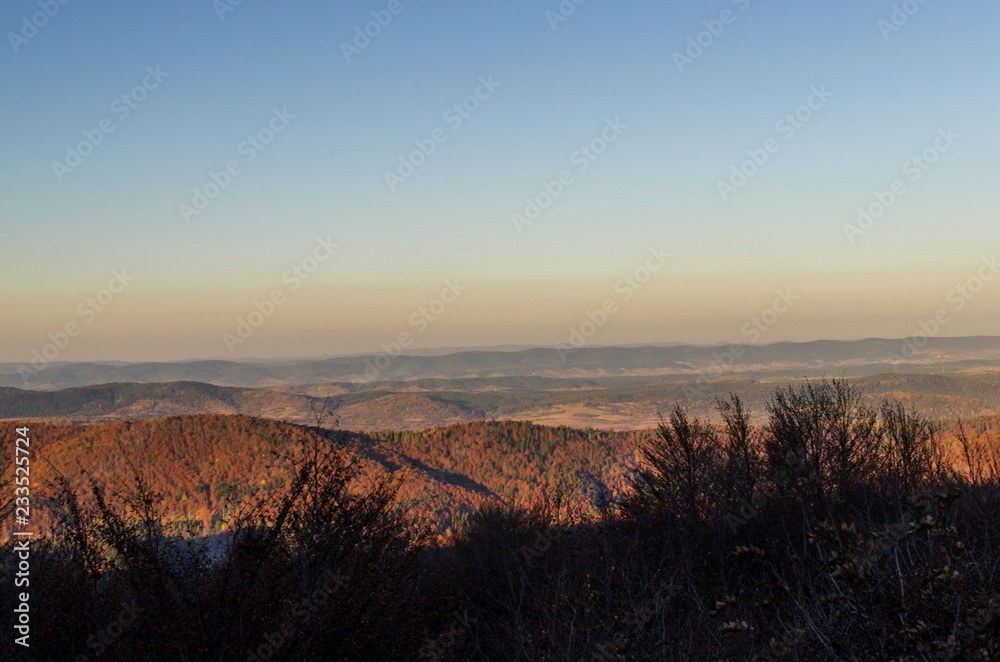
2;334;999;369
3;1;998;363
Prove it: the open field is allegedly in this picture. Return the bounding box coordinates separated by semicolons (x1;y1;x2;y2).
5;370;1000;430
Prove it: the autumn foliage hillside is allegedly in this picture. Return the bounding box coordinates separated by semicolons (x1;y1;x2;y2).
9;415;650;536
2;380;1000;660
9;411;1000;539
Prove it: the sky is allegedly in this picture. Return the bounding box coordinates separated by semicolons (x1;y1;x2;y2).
1;0;998;362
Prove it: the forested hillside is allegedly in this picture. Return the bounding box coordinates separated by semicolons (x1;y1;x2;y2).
8;409;1000;539
10;416;648;535
4;381;1000;660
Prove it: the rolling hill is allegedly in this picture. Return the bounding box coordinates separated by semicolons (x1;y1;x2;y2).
4;371;1000;430
8;409;1000;538
5;336;1000;390
8;415;646;535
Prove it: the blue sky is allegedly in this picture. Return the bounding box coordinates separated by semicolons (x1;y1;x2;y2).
1;0;998;361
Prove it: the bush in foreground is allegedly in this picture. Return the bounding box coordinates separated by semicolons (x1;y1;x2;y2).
2;379;999;660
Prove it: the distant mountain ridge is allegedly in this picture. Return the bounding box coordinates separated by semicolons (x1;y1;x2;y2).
4;336;1000;391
